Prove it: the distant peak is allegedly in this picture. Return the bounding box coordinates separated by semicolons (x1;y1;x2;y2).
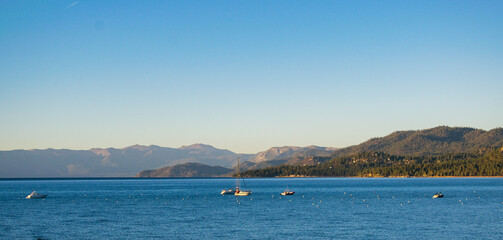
267;146;301;151
179;144;216;150
122;144;154;151
304;145;325;149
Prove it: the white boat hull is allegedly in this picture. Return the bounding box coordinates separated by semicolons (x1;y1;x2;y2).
26;191;47;199
221;190;236;195
280;192;295;196
235;191;251;196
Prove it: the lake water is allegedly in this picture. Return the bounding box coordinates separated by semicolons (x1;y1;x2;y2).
1;178;502;239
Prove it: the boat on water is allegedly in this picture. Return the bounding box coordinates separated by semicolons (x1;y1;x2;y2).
234;158;251;196
432;192;444;198
220;188;236;195
26;191;47;199
235;189;251;196
280;188;295;196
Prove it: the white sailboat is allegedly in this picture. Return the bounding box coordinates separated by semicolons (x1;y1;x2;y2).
234;158;251;196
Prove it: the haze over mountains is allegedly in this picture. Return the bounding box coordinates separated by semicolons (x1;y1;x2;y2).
0;143;335;178
0;144;252;178
1;126;502;178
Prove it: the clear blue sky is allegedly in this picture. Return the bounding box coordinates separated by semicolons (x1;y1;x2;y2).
1;0;502;153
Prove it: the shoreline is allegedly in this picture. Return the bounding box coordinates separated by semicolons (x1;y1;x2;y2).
275;175;503;178
1;176;503;180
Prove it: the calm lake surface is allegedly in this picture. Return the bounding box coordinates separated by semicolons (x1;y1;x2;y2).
1;178;502;239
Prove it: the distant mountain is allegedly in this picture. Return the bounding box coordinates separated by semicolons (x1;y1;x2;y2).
333;126;503;157
136;163;233;178
0;144;253;178
136;145;337;176
241;146;337;169
251;146;336;163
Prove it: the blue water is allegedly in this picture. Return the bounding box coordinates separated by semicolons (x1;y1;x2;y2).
1;178;502;239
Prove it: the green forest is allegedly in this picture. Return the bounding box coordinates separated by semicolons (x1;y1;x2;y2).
241;147;503;177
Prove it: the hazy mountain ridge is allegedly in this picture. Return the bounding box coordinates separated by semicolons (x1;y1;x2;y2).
245;146;337;168
251;145;336;163
0;144;253;178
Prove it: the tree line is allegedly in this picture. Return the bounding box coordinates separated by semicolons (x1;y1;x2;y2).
241;147;503;177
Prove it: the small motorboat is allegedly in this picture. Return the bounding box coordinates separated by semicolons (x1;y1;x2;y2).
221;188;236;195
280;189;295;196
26;191;47;199
432;192;444;198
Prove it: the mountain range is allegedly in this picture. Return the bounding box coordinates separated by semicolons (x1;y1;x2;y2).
0;144;251;177
1;126;502;178
0;143;333;178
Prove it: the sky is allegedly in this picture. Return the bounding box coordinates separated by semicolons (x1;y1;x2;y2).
1;0;502;153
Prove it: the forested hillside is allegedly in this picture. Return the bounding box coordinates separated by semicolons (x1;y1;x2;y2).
242;147;503;177
333;126;503;157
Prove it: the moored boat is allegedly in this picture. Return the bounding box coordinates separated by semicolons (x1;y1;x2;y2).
280;189;295;196
432;192;444;198
26;191;47;199
234;158;251;196
220;188;236;195
235;189;251;196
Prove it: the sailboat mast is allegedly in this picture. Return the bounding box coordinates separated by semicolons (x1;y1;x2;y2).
236;158;240;189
